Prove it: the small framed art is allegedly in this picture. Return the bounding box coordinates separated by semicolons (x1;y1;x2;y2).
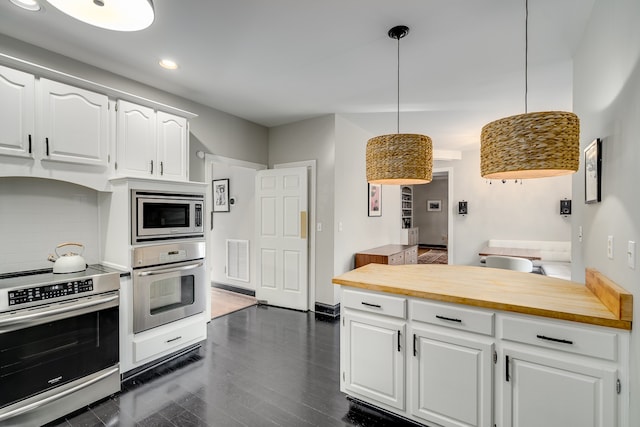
584;138;602;204
213;178;230;212
368;183;382;217
427;200;442;212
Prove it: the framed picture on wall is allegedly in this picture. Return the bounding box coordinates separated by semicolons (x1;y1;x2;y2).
368;183;382;217
584;138;602;204
427;200;442;212
213;178;230;212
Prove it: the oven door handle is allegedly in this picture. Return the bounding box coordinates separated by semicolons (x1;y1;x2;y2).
0;366;119;422
0;294;118;327
137;261;203;276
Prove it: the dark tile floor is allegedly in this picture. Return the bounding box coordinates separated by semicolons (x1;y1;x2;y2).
45;305;422;427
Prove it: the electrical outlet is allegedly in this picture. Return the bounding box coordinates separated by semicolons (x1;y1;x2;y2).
607;235;614;259
578;226;583;243
628;241;636;269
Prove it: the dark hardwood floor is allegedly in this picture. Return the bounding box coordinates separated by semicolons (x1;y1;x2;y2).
45;305;421;427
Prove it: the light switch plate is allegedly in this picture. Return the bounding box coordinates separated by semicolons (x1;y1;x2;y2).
607;235;614;259
628;241;636;269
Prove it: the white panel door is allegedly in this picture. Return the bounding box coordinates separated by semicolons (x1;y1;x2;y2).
0;65;35;158
255;167;308;310
116;100;156;177
39;78;108;166
156;111;187;180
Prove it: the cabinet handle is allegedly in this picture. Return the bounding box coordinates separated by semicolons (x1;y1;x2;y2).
361;302;381;309
536;334;573;345
397;330;401;352
28;134;32;154
505;355;510;382
45;137;49;156
166;336;182;343
160;161;164;175
150;160;154;174
436;315;462;323
413;333;417;357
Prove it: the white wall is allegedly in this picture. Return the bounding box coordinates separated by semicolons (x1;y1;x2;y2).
334;116;402;277
0;178;100;273
268;115;336;305
442;150;573;266
209;161;260;292
572;1;640;424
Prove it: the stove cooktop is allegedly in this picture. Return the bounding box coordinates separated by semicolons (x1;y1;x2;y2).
0;264;126;312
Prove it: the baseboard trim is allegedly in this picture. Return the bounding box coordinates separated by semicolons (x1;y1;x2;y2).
314;302;340;318
211;282;256;297
418;244;447;249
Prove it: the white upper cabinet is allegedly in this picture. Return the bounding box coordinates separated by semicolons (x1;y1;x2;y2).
116;100;156;177
116;100;188;181
39;78;109;166
0;65;35;158
156;111;188;181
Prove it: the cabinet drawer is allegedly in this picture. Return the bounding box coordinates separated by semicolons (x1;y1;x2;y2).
411;300;494;336
500;316;618;361
404;247;418;264
133;316;206;363
343;289;406;319
388;253;404;265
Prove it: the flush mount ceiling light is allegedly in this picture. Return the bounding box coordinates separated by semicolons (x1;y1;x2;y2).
9;0;41;11
159;59;178;70
366;25;433;185
480;0;579;180
47;0;155;32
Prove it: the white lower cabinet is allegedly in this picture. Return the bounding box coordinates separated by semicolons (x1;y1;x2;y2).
411;326;494;427
339;287;630;427
501;348;616;427
498;314;626;427
343;310;406;410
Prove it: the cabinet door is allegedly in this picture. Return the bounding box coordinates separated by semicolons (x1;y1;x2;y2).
343;311;405;410
0;65;35;158
156;111;187;181
502;349;616;427
39;78;108;166
411;327;493;427
116;100;156;177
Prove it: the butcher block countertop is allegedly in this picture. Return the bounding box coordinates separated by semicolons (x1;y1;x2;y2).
332;264;633;330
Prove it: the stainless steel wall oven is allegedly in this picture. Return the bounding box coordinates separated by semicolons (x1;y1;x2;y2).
132;241;205;334
0;268;120;426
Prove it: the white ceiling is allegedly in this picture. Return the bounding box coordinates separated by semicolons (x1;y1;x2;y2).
0;0;594;151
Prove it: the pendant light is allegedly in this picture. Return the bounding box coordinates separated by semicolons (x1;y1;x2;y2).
366;25;433;185
47;0;155;32
480;0;579;179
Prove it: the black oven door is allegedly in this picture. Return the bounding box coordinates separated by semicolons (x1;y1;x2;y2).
0;292;119;410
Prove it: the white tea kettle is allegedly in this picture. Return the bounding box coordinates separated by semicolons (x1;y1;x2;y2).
47;242;87;274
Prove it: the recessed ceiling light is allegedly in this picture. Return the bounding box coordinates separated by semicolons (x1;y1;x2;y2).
159;59;178;70
9;0;41;11
47;0;154;32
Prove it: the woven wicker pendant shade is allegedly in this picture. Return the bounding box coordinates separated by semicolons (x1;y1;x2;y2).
366;134;433;184
366;25;433;185
481;111;580;179
480;0;580;180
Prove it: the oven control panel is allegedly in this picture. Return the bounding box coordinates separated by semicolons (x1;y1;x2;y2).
8;279;94;306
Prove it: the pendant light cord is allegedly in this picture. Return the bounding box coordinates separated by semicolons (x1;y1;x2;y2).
397;35;400;133
525;0;529;114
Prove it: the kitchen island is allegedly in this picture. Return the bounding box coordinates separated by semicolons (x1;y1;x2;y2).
333;264;632;427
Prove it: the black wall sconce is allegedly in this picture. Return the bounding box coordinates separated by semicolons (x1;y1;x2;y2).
560;199;571;216
458;200;468;216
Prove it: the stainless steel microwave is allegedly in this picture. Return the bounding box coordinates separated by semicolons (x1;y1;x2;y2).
131;190;204;243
